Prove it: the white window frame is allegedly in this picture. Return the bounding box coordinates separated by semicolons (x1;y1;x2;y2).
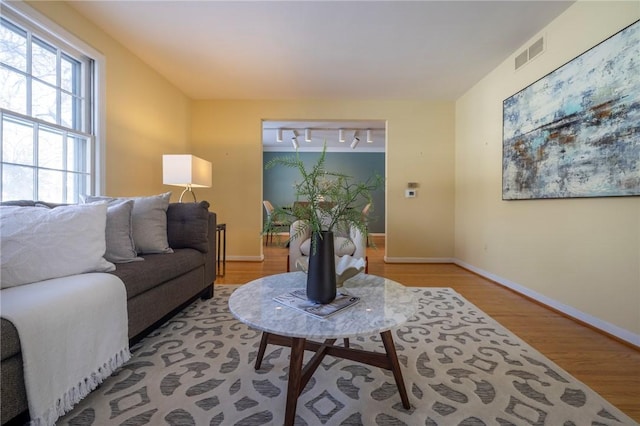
1;0;105;199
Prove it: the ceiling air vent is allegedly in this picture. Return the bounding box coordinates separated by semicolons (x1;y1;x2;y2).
528;37;545;59
515;36;545;70
515;50;528;69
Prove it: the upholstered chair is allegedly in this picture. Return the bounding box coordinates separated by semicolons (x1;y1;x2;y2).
288;219;367;272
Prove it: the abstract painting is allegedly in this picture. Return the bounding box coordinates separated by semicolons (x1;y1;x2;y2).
502;20;640;200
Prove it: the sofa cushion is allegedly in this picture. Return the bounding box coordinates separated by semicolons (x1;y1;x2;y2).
300;236;356;257
0;204;115;288
167;201;210;253
110;248;204;299
84;192;173;255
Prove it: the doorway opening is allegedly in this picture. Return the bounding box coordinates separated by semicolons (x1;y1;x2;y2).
261;119;386;254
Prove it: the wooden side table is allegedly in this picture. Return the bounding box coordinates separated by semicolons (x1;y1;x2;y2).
216;223;226;277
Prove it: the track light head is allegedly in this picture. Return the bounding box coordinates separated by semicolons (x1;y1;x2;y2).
276;128;283;142
305;128;311;142
351;130;359;145
366;129;373;143
338;129;345;143
350;136;360;149
291;130;299;149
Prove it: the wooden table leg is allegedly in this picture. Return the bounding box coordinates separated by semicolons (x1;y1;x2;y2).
380;330;410;409
255;332;269;370
284;337;306;426
259;331;409;421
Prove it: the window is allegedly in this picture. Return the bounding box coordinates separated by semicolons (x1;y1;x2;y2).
0;4;102;203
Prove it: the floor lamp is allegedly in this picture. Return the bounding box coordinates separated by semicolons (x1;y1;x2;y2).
162;154;212;202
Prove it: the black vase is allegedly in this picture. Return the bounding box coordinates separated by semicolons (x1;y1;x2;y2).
306;231;337;304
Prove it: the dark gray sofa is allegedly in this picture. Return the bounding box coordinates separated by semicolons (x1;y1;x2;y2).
0;201;216;425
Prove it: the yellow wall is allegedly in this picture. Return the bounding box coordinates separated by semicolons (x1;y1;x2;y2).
455;1;640;338
26;1;192;199
191;100;455;261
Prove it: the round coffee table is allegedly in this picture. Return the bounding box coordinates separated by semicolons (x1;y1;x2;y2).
228;271;417;426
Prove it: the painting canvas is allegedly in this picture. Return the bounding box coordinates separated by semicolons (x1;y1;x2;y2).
502;20;640;200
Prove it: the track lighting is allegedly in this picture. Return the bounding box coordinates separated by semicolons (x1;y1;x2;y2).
350;131;360;149
270;126;381;147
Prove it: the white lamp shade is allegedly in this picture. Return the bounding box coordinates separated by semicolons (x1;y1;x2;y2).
163;155;212;188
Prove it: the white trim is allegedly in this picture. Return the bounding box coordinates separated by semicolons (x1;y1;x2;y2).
92;53;107;196
453;259;640;348
2;0;107;196
3;1;101;57
384;257;454;263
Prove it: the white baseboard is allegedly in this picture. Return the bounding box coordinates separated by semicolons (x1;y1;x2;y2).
384;257;454;263
226;255;264;262
453;259;640;348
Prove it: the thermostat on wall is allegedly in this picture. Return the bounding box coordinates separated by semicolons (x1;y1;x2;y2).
405;189;417;198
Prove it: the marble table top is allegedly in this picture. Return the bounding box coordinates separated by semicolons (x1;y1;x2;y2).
228;271;417;339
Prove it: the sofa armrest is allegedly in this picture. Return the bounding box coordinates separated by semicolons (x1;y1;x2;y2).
204;212;216;286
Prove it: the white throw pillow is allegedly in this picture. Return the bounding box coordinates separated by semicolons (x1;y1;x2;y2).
0;204;115;288
83;192;173;254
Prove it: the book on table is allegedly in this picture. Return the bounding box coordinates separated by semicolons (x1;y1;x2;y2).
273;289;360;319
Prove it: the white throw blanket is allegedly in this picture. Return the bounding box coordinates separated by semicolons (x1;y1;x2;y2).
0;273;131;426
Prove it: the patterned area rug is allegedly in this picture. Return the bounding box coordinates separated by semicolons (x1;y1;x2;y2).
58;285;636;426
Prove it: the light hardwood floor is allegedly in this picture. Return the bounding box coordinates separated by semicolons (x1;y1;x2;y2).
215;235;640;422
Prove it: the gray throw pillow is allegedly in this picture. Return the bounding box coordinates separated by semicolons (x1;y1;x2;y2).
167;201;210;253
83;192;173;254
104;200;143;263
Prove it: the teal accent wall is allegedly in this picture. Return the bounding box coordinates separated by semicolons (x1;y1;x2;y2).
263;152;385;233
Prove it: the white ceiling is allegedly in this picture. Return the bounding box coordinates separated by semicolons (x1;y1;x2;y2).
69;1;574;101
